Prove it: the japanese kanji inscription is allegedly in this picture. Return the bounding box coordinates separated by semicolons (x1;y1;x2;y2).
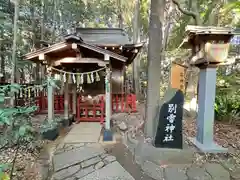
154;89;184;149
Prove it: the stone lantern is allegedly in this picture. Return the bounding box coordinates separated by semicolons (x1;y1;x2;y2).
182;25;235;152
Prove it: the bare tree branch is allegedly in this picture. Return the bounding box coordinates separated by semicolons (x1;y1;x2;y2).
172;0;199;25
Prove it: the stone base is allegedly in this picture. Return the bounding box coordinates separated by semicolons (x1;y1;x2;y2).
134;141;195;166
69;114;75;121
189;137;228;153
103;129;113;141
63;114;74;122
63;116;70;120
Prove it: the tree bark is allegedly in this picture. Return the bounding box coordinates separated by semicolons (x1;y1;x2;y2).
39;0;45;84
163;2;174;50
30;1;40;83
172;0;201;105
144;0;166;138
132;0;141;100
10;0;19;106
172;0;200;25
117;0;123;28
207;0;221;26
40;0;45;43
0;29;5;83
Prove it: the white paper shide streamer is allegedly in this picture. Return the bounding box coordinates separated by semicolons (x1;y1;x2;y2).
72;74;76;84
63;73;66;82
90;72;94;83
80;74;84;84
51;66;106;84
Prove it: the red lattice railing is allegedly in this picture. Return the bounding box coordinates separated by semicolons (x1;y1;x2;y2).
76;95;105;124
16;92;137;122
112;93;137;113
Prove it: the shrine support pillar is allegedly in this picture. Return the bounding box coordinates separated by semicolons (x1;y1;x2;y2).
103;55;113;141
105;67;112;130
40;65;46;110
64;81;69;120
47;76;54;120
72;84;77;117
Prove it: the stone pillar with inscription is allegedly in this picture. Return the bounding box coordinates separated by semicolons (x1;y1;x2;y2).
153;88;184;149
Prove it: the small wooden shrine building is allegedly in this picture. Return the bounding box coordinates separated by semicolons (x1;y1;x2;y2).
23;28;143;124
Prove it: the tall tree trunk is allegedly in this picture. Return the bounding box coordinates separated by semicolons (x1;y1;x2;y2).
51;0;57;42
163;2;174;50
132;0;141;99
40;0;45;43
0;29;5;83
30;1;39;83
39;0;45;84
172;0;201;105
160;2;174;94
10;0;20;106
144;0;166;138
208;0;222;26
117;0;123;28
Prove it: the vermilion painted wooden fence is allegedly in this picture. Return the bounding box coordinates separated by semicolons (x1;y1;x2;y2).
112;93;137;113
15;88;137;122
76;96;105;124
38;94;136;121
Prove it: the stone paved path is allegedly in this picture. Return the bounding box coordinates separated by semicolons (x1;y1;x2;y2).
50;123;236;180
51;143;136;180
51;123;137;180
63;123;102;143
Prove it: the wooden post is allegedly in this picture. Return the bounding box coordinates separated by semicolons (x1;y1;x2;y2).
47;76;54;120
64;80;69;120
72;84;77;116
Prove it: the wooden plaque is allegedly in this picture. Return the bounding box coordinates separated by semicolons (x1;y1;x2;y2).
170;63;186;92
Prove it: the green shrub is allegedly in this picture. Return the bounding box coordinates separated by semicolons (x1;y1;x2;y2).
0;78;59;178
215;72;240;124
215;92;240;123
0;84;43;179
40;118;59;133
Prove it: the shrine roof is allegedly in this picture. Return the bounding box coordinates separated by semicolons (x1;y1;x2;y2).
23;40;128;63
75;28;131;45
23;28;144;66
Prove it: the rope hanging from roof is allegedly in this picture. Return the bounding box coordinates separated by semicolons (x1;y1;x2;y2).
50;66;106;85
50;66;106;75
